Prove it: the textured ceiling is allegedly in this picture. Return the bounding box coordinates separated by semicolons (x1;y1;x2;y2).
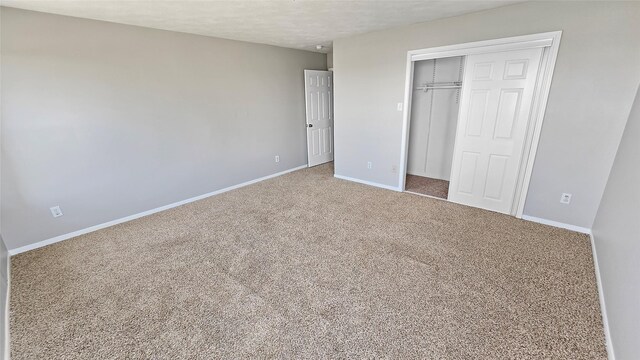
1;0;523;53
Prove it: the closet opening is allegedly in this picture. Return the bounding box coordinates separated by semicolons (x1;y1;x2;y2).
405;56;464;199
399;32;562;217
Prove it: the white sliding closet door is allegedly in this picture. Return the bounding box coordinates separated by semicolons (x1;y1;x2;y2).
448;48;543;214
305;70;334;167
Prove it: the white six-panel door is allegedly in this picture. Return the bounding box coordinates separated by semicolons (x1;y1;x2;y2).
305;70;334;167
448;48;543;214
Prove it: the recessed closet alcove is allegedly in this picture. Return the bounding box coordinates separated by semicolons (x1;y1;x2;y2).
406;56;464;199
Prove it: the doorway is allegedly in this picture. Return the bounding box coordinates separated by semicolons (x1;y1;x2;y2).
400;32;562;217
304;69;334;167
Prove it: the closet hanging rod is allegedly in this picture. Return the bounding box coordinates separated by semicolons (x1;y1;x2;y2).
415;85;462;91
415;81;462;91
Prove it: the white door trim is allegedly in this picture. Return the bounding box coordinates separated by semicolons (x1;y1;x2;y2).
399;31;562;218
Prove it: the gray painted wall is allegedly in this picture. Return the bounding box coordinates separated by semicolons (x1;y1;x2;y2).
1;7;326;250
592;85;640;359
333;1;640;228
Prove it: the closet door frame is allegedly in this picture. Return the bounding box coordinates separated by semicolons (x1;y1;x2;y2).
398;31;562;218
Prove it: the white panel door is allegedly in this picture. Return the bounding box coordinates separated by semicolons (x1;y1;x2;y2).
448;48;543;214
305;70;334;167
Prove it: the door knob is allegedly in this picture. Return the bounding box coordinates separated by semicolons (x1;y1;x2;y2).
307;124;313;127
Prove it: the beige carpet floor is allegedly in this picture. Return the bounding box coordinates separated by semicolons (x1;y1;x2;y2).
405;174;450;199
10;163;606;359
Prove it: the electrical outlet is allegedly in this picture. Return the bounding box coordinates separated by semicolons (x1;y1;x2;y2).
397;103;403;111
560;193;572;204
50;206;63;218
275;155;280;163
367;161;372;169
391;165;398;173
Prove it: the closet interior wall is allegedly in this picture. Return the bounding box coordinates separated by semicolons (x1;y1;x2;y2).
407;56;464;181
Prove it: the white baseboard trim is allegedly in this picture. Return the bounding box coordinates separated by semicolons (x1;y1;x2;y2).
404;190;448;202
589;232;615;360
333;174;401;192
521;215;591;234
8;165;308;256
4;256;10;360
